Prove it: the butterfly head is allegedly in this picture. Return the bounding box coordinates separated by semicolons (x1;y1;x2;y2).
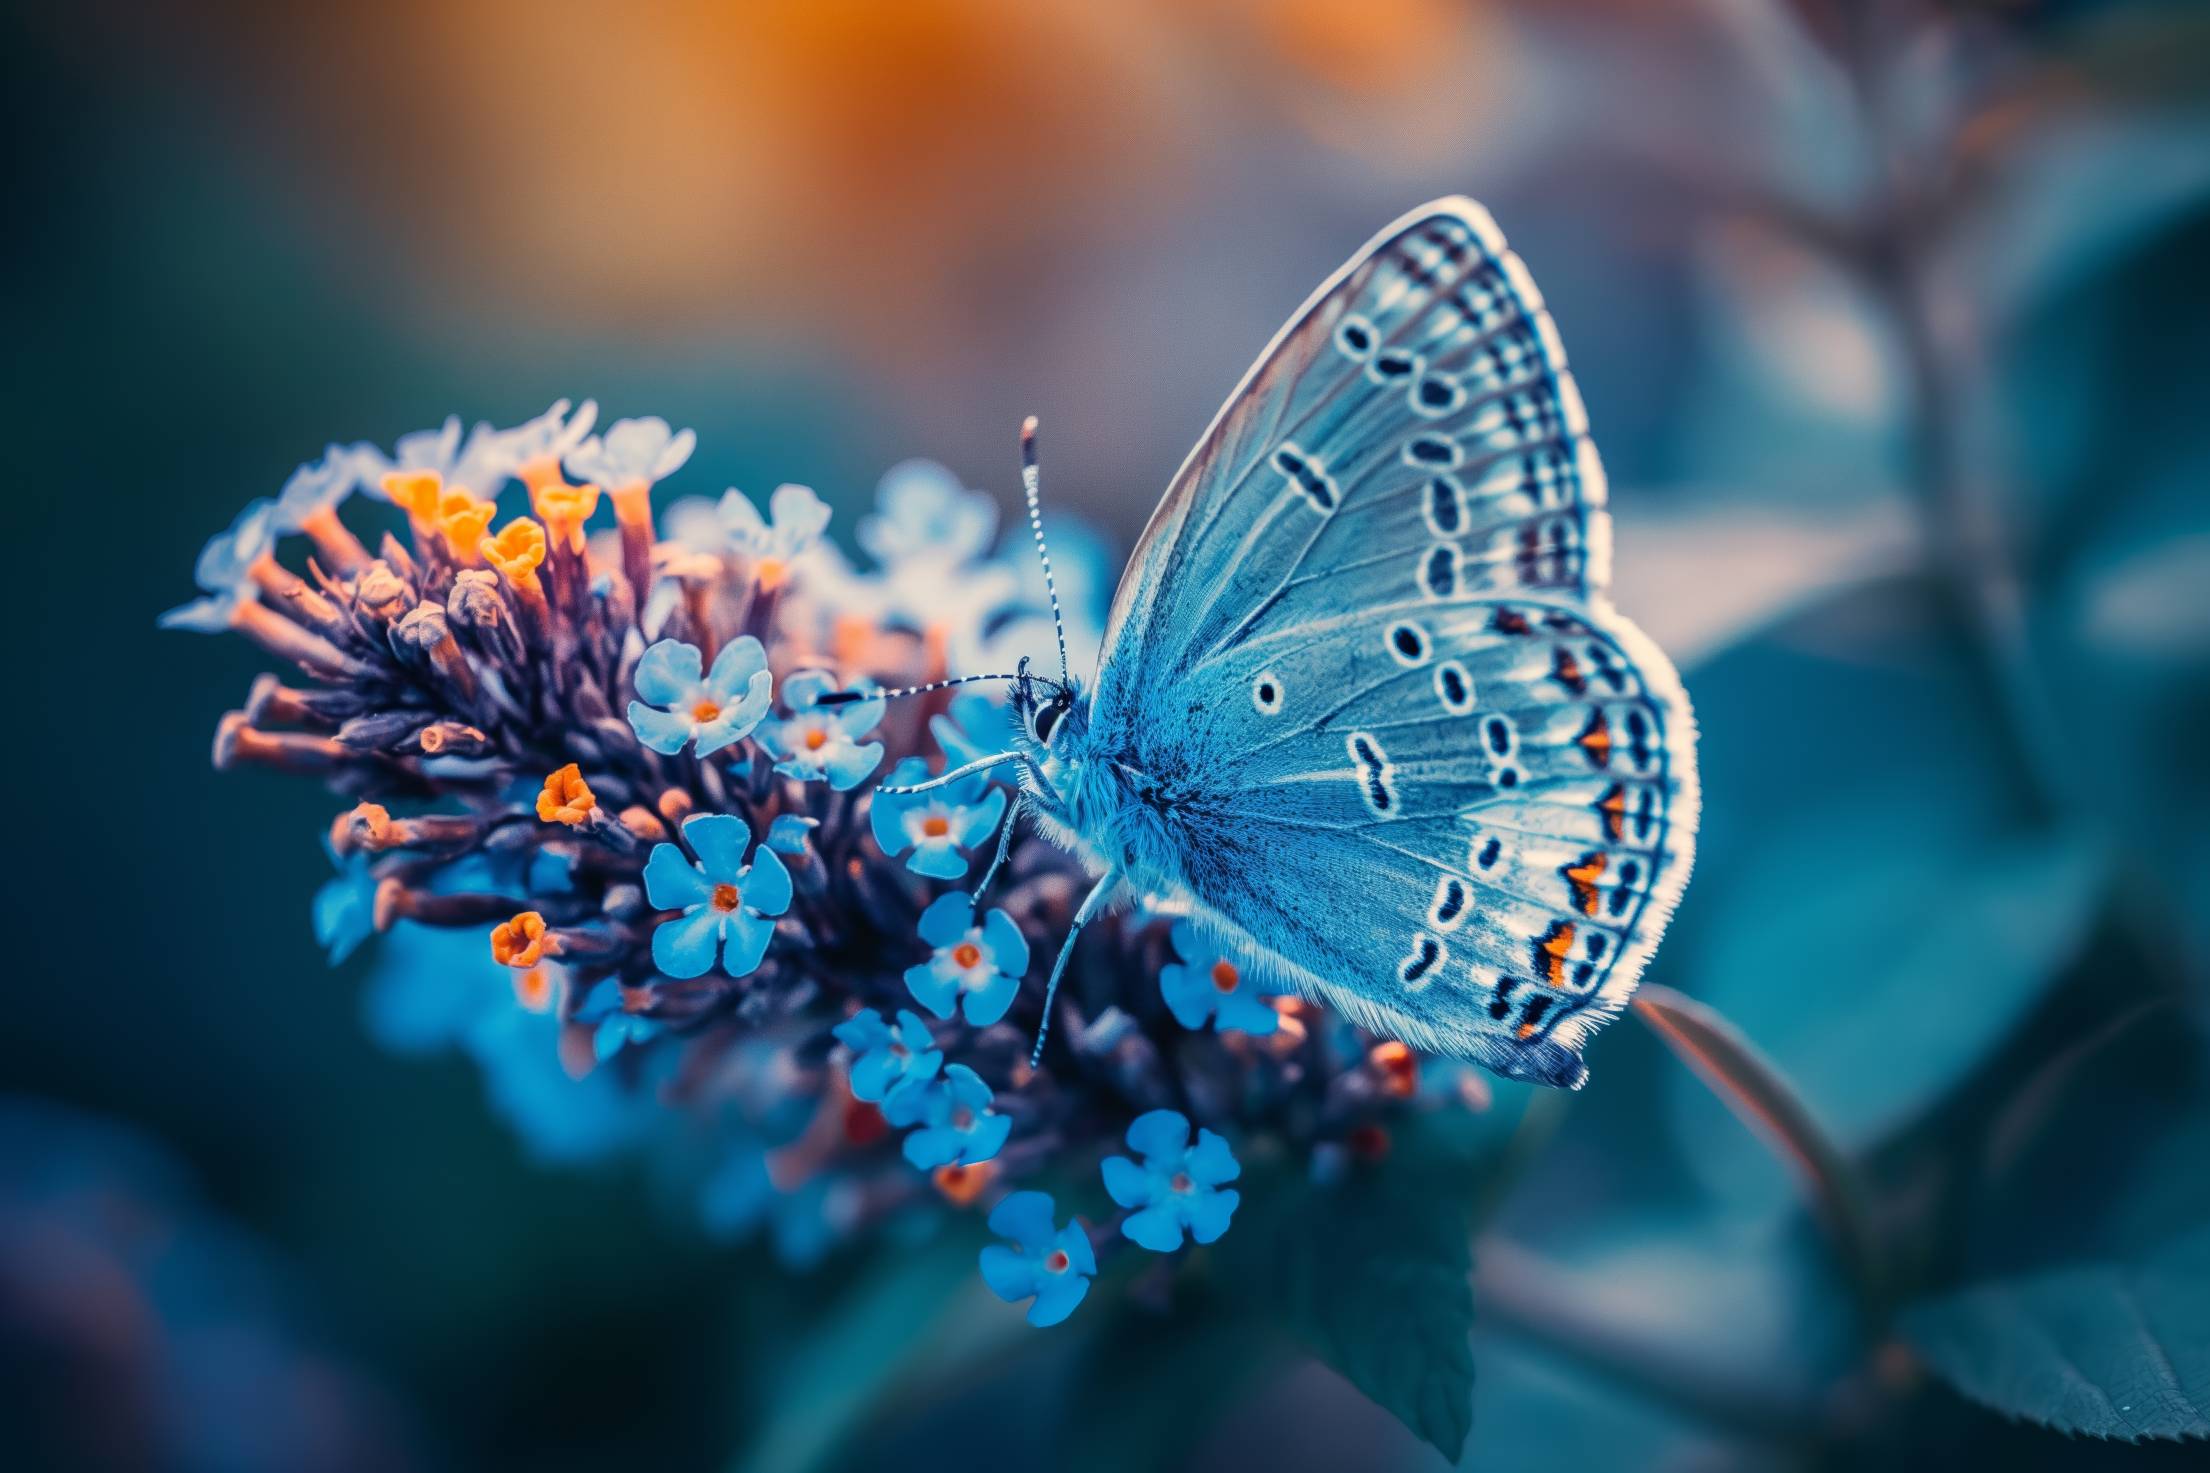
1010;654;1085;755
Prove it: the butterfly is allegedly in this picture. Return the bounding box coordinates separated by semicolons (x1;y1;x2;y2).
857;198;1698;1088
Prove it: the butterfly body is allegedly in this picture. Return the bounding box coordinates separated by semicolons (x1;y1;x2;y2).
995;198;1697;1088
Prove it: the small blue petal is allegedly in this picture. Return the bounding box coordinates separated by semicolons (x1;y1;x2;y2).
722;909;776;977
916;892;975;948
987;1190;1059;1253
1187;1187;1240;1245
979;1244;1040;1304
962;969;1019;1028
743;846;794;916
683;814;753;883
1122;1204;1186;1253
1100;1155;1150;1210
1185;1129;1242;1187
635;639;703;706
652;908;723;979
642;843;712;911
1027;1273;1090;1327
981;909;1030;974
904;962;959;1020
628;701;695;756
1125;1109;1191;1164
824;740;882;790
906;843;970;881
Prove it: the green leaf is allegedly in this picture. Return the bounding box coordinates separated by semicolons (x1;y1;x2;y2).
1229;1103;1532;1462
1903;1227;2210;1441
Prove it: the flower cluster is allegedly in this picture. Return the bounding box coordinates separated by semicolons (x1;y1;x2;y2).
168;402;1495;1324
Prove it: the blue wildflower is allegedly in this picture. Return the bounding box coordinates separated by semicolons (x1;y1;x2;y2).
641;814;792;979
565;415;695;489
756;670;885;790
832;1007;941;1113
899;1064;1013;1169
627;636;774;757
904;892;1029;1026
859;459;998;566
485;398;597;481
1159;919;1280;1035
577;978;666;1061
312;843;378;965
870;755;1007;880
1101;1108;1242;1251
272;446;371;532
159;499;276;631
978;1191;1095;1328
930;688;1014;768
764;813;819;856
717;482;831;581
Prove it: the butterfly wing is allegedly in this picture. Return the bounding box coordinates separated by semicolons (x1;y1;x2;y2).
1091;199;1696;1086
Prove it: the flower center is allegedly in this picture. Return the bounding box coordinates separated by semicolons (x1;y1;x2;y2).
755;556;788;590
1171;1172;1193;1193
921;814;952;839
1045;1249;1070;1273
710;883;740;912
1211;960;1239;993
951;1106;974;1130
692;699;723;723
951;942;983;970
802;725;829;751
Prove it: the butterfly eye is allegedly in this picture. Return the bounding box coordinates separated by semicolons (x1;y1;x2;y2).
1031;701;1064;744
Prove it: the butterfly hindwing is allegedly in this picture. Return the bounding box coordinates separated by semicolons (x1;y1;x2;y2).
1088;199;1696;1086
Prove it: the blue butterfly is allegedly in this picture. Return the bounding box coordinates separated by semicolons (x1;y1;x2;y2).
857;199;1698;1088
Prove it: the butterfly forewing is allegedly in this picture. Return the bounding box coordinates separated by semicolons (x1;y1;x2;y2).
1091;199;1696;1086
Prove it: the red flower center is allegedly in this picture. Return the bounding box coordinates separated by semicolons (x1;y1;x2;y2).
921;815;952;839
1211;960;1239;993
803;726;829;751
691;699;722;723
710;883;740;912
951;942;983;969
1171;1172;1193;1193
1045;1249;1070;1273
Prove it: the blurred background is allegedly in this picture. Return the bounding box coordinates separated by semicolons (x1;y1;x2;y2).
8;1;2209;1469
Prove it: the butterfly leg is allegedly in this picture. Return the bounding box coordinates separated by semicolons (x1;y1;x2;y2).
975;794;1024;898
1030;867;1120;1068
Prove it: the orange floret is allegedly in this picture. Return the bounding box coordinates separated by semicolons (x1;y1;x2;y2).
537;763;596;825
933;1159;996;1207
1369;1040;1420;1098
436;490;497;560
482;517;548;586
533;481;602;552
490;911;550;968
381;470;445;524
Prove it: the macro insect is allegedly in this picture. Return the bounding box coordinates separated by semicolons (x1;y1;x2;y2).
841;197;1700;1087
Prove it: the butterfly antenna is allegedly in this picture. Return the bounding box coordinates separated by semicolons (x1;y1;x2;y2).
816;671;1018;707
1020;415;1071;689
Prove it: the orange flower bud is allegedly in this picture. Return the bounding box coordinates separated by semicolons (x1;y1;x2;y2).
1369;1040;1419;1098
490;911;550;968
933;1159;996;1207
381;470;444;522
481;517;548;585
537;763;596;825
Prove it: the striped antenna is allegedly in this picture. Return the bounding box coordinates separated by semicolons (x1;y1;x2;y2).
815;671;1018;707
1020;416;1071;687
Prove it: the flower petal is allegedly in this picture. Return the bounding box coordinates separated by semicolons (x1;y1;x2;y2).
1158;963;1213;1029
1100;1156;1150;1209
902;1126;959;1170
721;909;776;977
1028;1273;1090;1327
1121;1204;1186;1254
743;846;793;916
627;701;695;755
981;909;1030;975
1185;1129;1242;1188
634;639;703;706
704;635;768;700
832;1009;888;1054
961;970;1019;1028
906;842;969;881
824;740;883;791
903;962;958;1020
1125;1109;1191;1165
1056;1223;1098;1277
642;843;712;911
1216;991;1282;1036
986;1190;1059;1252
1186;1187;1240;1245
979;1244;1040;1305
683;814;752;883
916;892;975;948
652;908;724;979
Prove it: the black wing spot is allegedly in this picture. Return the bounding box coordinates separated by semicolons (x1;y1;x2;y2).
1430;879;1466;927
1404;435;1463;469
1476;836;1502;870
1387;621;1430;666
1485;717;1512;755
1422;545;1457;599
1272;443;1338;512
1334;315;1375;358
1426;476;1463;535
1399;935;1443;983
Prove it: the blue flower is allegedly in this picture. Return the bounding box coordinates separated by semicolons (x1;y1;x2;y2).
904;892;1029;1026
627;636;774;757
577;978;666;1060
929;688;1014;768
485;398;597;479
978;1191;1095;1328
565;415;695;488
869;755;1007;880
716;482;831;576
1101;1109;1242;1251
641;814;792;978
312;843;378;965
1159;919;1280;1035
858;459;998;567
160;499;277;631
756;670;885;790
832;1007;941;1113
273;444;374;532
898;1063;1012;1169
764;813;818;856
358;415;510;494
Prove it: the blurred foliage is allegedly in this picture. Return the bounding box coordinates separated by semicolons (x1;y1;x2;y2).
10;0;2210;1469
